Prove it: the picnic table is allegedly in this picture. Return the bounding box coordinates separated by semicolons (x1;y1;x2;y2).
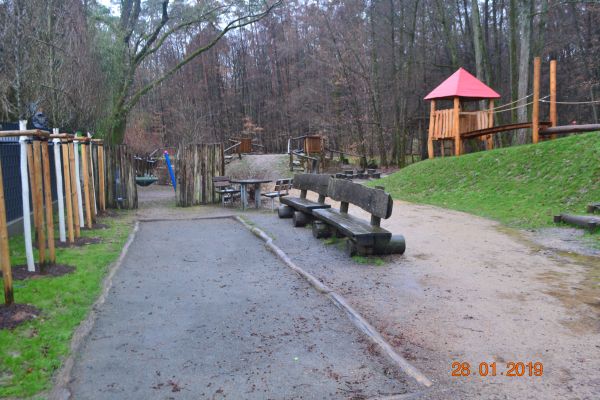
230;178;272;210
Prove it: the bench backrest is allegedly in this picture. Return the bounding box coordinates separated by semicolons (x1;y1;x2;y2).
327;178;393;219
213;176;231;188
273;178;293;194
293;173;330;197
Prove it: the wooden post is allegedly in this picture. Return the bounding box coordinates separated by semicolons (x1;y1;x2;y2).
0;157;14;304
41;140;56;263
32;140;46;264
532;56;541;144
69;142;81;238
550;59;557;140
428;100;436;159
98;142;106;211
81;142;93;229
62;138;74;243
487;99;495;150
453;97;461;156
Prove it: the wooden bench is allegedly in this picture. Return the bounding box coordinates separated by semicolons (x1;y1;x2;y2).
261;178;292;210
278;173;331;227
312;179;405;256
213;176;241;207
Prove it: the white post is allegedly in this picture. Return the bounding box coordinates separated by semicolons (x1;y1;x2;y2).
19;120;35;271
52;128;66;242
73;139;84;227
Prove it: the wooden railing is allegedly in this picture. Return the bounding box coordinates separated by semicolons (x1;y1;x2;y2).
430;110;492;140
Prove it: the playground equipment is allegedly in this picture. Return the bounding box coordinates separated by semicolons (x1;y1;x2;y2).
288;135;323;173
426;58;600;158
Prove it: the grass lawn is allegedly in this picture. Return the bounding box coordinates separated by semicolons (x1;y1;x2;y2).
373;132;599;232
0;212;134;398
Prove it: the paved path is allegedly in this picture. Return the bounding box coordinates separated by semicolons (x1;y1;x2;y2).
68;218;414;399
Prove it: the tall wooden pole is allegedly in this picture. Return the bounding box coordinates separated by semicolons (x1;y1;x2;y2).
0;157;14;304
453;97;462;156
98;142;106;211
487;99;495;150
41;140;55;263
532;56;541;144
81;142;93;229
550;59;558;140
69;142;81;238
32;140;47;264
62;139;74;243
428;100;436;159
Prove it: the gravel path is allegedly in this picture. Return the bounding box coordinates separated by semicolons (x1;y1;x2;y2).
67;218;416;399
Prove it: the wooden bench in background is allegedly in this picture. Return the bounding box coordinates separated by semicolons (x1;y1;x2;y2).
312;179;405;256
278;173;331;227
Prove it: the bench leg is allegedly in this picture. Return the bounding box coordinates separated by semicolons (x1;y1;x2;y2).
312;221;332;239
278;205;294;219
373;235;406;255
293;211;310;227
346;240;358;257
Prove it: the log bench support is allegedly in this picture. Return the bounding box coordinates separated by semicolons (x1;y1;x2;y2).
312;179;406;257
278;174;331;226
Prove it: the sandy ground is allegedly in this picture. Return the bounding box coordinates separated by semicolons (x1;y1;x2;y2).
245;189;599;399
133;185;599;399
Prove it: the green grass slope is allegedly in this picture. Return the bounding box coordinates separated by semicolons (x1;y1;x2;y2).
375;132;599;228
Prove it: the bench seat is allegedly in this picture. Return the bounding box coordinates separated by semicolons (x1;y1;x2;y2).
312;208;391;247
280;196;331;214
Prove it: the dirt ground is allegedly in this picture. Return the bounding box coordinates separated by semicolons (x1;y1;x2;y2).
133;184;599;399
250;189;599;399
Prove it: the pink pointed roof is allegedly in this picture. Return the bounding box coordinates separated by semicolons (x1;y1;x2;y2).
424;68;500;101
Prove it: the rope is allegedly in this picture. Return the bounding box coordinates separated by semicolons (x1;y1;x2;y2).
480;95;549;113
493;93;534;110
540;99;600;105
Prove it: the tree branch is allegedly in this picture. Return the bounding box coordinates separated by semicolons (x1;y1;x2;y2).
132;1;170;64
123;1;282;113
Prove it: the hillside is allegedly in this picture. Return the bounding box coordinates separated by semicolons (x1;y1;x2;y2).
375;132;600;229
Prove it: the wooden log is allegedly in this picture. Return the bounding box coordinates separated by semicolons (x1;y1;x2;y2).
98;143;106;211
587;203;600;214
293;211;310;227
453;97;461;156
428;100;436;159
32;140;46;264
539;124;600;135
555;213;600;232
278;205;294;219
532;56;541;144
69;142;81;238
81;143;93;228
312;221;332;239
0;157;14;304
41;141;56;263
61;140;74;243
373;235;406;255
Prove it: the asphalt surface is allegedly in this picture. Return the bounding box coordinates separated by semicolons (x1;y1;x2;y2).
68;218;414;399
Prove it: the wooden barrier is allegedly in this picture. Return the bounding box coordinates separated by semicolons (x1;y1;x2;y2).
68;140;81;237
105;145;138;209
81;141;93;228
176;143;225;207
97;141;106;211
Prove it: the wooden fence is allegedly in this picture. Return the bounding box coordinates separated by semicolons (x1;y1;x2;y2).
105;145;138;209
176;143;224;207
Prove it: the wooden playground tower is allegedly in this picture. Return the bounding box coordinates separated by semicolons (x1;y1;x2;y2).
426;57;564;158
